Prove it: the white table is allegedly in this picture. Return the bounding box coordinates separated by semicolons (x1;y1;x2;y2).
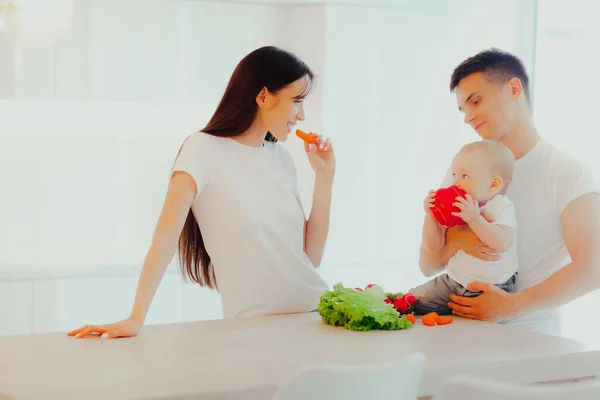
1;312;599;399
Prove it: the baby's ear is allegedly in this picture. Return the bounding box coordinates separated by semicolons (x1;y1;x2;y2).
490;176;503;192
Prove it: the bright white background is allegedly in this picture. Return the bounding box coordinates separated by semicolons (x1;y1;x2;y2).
0;0;596;343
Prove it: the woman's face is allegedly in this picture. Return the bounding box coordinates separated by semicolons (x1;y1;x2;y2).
257;76;309;141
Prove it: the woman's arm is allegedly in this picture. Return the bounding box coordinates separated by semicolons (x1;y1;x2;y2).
302;137;335;268
129;171;197;321
302;174;334;268
68;171;197;338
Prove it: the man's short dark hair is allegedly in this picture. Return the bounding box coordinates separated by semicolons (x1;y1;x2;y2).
450;48;531;106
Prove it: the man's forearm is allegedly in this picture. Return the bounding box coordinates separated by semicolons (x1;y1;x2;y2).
422;214;446;252
515;260;600;314
418;242;454;277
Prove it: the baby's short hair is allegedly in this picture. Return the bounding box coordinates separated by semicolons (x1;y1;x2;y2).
458;140;515;192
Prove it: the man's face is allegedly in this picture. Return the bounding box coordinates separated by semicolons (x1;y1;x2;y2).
455;72;516;141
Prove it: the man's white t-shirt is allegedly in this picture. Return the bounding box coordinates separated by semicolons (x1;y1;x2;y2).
446;194;519;288
172;132;329;318
500;138;600;335
440;138;599;336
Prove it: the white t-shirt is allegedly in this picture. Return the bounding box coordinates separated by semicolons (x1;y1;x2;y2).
440;138;600;336
446;194;519;288
500;138;600;335
172;132;329;318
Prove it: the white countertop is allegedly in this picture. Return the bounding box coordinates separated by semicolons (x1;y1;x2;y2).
1;312;600;399
0;264;181;282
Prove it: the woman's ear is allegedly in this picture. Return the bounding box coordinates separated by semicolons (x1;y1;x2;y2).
257;87;279;109
490;176;503;192
256;87;269;108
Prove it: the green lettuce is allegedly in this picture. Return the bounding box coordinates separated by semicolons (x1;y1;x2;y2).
317;283;413;331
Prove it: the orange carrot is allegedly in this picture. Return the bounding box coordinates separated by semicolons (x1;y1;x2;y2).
422;312;438;326
406;314;416;324
296;129;318;144
435;316;453;325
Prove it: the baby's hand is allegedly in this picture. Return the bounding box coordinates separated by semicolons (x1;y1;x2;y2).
452;194;480;222
424;190;436;213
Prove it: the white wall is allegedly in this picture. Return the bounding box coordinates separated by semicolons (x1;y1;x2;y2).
0;101;226;335
1;0;288;335
532;0;600;346
0;0;539;336
318;0;537;293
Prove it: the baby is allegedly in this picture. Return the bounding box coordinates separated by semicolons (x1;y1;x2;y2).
410;139;518;316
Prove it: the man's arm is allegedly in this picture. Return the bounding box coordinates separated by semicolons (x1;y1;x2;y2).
418;242;453;277
447;193;600;321
418;218;501;277
422;213;447;253
515;193;600;313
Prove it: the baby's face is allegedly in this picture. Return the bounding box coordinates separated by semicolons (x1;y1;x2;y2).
450;151;498;203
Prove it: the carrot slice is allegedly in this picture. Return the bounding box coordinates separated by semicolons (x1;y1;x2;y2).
435;316;453;325
406;314;416;324
422;312;438;326
296;129;318;144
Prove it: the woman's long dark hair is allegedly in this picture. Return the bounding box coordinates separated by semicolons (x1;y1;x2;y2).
178;46;315;289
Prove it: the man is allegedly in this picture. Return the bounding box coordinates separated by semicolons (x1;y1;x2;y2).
419;48;600;336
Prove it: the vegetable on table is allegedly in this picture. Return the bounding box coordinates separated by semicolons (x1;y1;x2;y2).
421;312;454;326
317;283;414;331
295;129;318;144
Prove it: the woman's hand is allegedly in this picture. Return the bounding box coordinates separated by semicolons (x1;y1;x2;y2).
67;315;144;339
305;135;335;177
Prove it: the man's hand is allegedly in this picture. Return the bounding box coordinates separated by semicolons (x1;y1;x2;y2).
448;282;518;321
445;211;500;261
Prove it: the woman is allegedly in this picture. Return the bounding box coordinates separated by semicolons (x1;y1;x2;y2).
68;46;335;339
